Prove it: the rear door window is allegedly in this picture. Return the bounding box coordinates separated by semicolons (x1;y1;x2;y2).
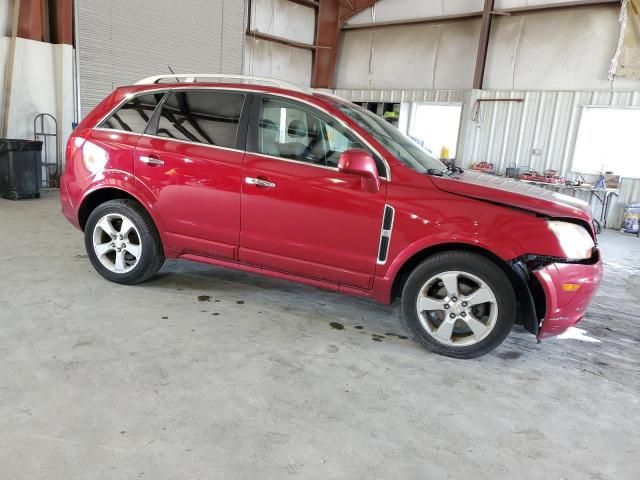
99;93;165;133
154;91;245;149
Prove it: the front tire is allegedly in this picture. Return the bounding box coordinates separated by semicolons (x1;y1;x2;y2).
401;251;516;359
84;199;164;284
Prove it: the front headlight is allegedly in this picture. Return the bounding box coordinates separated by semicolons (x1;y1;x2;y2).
547;221;595;260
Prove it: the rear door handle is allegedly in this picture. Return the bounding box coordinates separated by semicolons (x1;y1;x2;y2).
245;177;276;188
140;155;164;166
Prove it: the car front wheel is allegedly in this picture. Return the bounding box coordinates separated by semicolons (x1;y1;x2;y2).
84;199;164;284
401;251;516;359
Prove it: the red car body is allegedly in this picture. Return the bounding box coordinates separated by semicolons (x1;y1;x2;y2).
60;82;602;340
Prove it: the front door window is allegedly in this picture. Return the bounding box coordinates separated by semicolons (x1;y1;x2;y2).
255;97;366;169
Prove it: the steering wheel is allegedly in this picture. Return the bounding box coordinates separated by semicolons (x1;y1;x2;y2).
302;135;321;161
320;149;336;166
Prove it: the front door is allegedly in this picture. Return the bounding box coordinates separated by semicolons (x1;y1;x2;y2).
134;89;248;260
240;96;387;289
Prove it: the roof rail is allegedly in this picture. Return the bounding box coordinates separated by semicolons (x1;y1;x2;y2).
135;74;306;92
310;89;347;102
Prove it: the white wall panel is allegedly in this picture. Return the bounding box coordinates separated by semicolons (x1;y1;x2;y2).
336;20;480;90
250;0;315;44
346;0;618;25
244;0;314;88
347;0;482;25
494;0;607;8
485;8;640;91
76;0;246;116
0;37;74;169
244;37;312;87
338;6;640;92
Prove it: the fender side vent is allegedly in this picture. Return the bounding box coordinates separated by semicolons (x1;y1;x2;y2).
377;205;395;264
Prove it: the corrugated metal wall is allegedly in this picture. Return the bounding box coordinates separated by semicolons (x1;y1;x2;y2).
469;89;640;230
76;0;246;116
334;88;640;229
469;90;640;174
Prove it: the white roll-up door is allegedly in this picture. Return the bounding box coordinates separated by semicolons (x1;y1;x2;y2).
76;0;246;117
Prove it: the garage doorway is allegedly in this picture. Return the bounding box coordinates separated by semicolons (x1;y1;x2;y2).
408;103;464;160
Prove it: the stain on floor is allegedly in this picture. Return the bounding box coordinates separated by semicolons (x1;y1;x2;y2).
385;332;409;340
496;351;523;360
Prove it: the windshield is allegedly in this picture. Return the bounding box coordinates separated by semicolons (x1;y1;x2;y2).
336;103;447;174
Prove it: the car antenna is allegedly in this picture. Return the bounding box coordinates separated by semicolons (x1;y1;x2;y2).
167;65;183;82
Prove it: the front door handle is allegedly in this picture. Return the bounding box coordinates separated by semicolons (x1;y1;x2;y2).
140;155;164;166
245;177;276;188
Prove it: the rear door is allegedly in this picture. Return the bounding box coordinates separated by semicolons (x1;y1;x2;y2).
134;89;249;260
239;95;388;289
91;92;165;180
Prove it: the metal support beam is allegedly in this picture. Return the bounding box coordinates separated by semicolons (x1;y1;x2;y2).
343;12;482;30
288;0;320;8
311;0;340;88
246;29;325;51
473;0;495;90
49;0;73;45
311;0;378;88
338;0;377;22
17;0;45;41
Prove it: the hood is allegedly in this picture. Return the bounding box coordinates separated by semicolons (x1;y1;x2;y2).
429;170;594;225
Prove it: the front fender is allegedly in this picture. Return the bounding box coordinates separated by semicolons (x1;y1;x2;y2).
384;236;518;286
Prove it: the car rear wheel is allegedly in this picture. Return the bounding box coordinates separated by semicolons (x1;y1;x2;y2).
401;251;516;359
84;199;164;284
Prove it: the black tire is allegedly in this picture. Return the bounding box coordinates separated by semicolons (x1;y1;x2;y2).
84;199;164;284
401;251;516;359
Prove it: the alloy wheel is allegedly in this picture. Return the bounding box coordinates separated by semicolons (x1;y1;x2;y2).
92;213;142;273
416;271;499;347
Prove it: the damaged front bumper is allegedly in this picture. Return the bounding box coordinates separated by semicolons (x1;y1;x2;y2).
533;249;603;339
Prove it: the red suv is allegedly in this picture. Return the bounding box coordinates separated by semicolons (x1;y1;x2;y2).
60;74;603;358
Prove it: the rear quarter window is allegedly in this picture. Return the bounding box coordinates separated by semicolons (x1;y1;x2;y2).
99;93;165;133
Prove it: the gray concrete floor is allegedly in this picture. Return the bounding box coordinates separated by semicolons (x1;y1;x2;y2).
1;191;639;480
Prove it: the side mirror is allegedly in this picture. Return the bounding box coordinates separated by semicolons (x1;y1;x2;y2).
338;149;381;193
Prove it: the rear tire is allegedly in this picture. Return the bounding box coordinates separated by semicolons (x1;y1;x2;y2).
84;199;164;284
401;251;516;359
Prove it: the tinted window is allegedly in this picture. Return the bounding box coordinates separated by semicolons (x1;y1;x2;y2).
155;91;245;149
255;97;364;169
100;93;164;133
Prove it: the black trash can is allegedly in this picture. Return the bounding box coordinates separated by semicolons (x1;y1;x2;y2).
0;139;43;200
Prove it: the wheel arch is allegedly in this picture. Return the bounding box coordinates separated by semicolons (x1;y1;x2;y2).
78;186;163;236
390;243;539;334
